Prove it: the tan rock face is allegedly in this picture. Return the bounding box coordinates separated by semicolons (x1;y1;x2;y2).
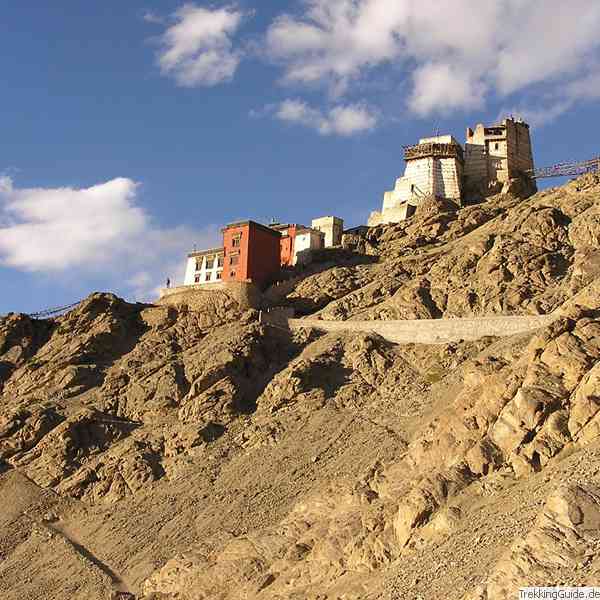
464;483;600;599
2;176;600;600
141;310;600;598
0;313;53;387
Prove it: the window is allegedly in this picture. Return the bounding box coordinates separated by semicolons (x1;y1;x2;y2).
195;259;203;271
194;275;201;283
232;234;242;248
230;271;236;278
205;257;215;270
230;254;239;266
216;272;222;280
494;143;499;150
217;256;224;267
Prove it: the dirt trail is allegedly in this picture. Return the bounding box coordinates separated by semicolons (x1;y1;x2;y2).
48;519;135;595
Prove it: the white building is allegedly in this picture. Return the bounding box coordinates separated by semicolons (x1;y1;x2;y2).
294;227;325;265
369;135;464;226
311;216;344;247
183;247;225;286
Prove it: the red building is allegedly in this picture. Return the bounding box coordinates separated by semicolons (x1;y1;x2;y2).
221;220;281;288
270;223;301;267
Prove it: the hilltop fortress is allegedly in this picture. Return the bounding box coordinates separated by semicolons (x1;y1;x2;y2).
161;117;537;302
368;117;536;226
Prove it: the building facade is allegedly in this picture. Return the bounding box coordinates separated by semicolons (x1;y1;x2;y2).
369;118;535;226
178;217;329;294
294;228;325;265
311;216;344;247
369;135;464;226
183;247;224;286
464;117;535;196
270;223;300;267
271;223;325;267
222;220;281;288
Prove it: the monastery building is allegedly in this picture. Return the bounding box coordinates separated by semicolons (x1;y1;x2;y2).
183;220;280;289
369;117;535;226
184;247;224;285
169;117;538;301
272;223;325;267
182;215;344;291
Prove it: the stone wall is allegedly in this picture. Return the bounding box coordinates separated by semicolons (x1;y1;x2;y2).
261;314;557;345
464;118;535;197
505;119;535;177
463;140;487;196
434;157;463;200
258;307;295;328
311;216;344;247
157;281;261;311
368;204;414;226
404;158;436;197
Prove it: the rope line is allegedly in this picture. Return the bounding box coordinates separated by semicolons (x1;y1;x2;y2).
28;301;82;319
529;156;600;179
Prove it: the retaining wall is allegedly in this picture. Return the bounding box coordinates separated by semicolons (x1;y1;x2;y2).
157;281;261;310
264;314;558;345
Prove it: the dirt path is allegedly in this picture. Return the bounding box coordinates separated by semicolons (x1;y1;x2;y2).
47;519;135;596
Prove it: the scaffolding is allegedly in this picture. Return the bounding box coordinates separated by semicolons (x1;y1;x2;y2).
403;142;464;162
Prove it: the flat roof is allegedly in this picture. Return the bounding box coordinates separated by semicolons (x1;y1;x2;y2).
418;134;459;145
222;220;281;236
269;223;305;231
187;246;224;258
296;227;325;236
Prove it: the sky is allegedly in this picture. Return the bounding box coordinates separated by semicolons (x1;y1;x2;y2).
1;1;600;314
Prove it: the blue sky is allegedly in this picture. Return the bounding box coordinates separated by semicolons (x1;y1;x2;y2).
1;1;600;314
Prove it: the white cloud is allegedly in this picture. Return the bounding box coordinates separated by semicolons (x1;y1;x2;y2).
409;63;486;116
499;66;600;127
275;99;377;135
265;0;600;117
157;4;246;87
0;177;220;300
143;11;165;25
566;70;600;101
266;0;408;94
494;4;600;95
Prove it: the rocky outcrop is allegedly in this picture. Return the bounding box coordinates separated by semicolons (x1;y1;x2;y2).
464;483;600;598
282;177;600;323
0;313;54;388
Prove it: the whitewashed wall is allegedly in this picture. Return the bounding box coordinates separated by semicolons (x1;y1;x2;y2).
183;253;224;285
294;230;324;265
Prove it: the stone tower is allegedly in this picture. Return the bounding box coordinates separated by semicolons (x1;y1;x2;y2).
368;135;464;226
464;117;536;197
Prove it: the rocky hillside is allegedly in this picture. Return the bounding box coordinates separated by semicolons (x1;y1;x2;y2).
1;175;600;600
